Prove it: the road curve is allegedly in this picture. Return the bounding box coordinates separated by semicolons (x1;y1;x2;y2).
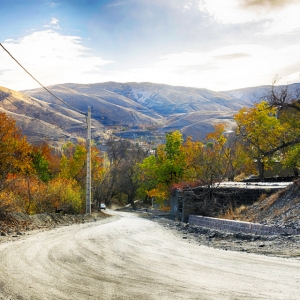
0;211;299;300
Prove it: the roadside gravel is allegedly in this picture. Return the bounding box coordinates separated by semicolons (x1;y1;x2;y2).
148;215;300;260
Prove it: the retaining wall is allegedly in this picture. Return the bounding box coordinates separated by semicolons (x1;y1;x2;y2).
188;215;300;235
170;185;288;222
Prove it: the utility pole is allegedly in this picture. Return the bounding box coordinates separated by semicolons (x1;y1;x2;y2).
86;106;91;214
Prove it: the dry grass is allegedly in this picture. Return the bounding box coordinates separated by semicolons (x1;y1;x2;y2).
221;205;235;220
220;204;248;220
257;193;267;202
160;206;170;211
258;193;279;211
235;205;248;214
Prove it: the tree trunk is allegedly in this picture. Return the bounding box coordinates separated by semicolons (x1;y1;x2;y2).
128;194;136;210
258;160;265;182
26;175;32;214
293;168;299;177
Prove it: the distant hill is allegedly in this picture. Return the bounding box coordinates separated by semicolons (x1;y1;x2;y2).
222;82;300;104
2;81;299;144
0;86;105;145
23;82;256;141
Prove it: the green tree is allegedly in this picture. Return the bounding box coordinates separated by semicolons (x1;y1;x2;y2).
139;131;186;204
31;150;51;182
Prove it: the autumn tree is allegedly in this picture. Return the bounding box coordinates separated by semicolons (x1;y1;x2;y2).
179;136;204;182
59;141;87;186
93;139;127;207
234;101;286;180
263;79;300;155
139;131;186;204
117;142;148;209
282;144;300;176
0;112;32;193
94;139;147;209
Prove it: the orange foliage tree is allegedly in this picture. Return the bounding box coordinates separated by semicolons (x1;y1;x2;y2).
0;112;32;190
0;112;32;213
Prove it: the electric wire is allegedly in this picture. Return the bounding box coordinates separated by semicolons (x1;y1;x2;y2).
0;42;86;116
0;92;71;138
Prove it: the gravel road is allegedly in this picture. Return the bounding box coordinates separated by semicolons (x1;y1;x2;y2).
0;210;299;300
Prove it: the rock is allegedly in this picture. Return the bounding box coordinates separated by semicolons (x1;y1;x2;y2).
1;232;6;236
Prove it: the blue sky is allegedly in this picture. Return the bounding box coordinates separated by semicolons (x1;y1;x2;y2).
1;0;300;91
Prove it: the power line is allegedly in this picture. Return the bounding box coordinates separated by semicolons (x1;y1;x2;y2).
0;42;86;116
1;43;93;215
0;92;71;138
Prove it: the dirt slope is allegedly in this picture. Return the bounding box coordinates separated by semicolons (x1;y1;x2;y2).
0;211;110;243
231;179;300;231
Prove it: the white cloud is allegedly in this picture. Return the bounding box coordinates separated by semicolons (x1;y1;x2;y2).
43;18;61;29
50;18;59;25
116;43;300;91
0;30;113;90
198;0;300;34
2;30;299;91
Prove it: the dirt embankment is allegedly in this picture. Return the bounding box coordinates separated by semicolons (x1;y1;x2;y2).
232;179;300;231
0;211;110;243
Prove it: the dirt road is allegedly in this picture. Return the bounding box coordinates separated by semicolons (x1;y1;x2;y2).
0;211;299;300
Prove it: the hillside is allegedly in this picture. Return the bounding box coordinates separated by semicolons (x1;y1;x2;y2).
23;82;251;141
0;86;105;144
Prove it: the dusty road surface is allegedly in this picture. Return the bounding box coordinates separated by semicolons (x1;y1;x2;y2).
0;211;299;300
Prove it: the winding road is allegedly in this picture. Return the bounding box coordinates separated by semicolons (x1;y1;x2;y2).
0;211;299;299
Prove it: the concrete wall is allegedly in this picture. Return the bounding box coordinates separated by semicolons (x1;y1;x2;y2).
189;215;300;235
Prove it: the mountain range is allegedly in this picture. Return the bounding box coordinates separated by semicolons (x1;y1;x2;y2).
1;82;299;145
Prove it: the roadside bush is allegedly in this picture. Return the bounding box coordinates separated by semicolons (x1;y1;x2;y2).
47;178;84;214
2;176;84;215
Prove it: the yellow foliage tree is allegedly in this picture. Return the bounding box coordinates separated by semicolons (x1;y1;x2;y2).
234;101;286;180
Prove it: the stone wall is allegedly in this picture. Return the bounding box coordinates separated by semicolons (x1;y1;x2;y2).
189;215;300;235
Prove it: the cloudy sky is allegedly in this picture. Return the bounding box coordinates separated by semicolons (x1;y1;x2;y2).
1;0;300;91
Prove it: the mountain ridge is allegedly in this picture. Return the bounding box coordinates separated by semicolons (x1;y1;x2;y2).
1;81;299;144
23;81;249;141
